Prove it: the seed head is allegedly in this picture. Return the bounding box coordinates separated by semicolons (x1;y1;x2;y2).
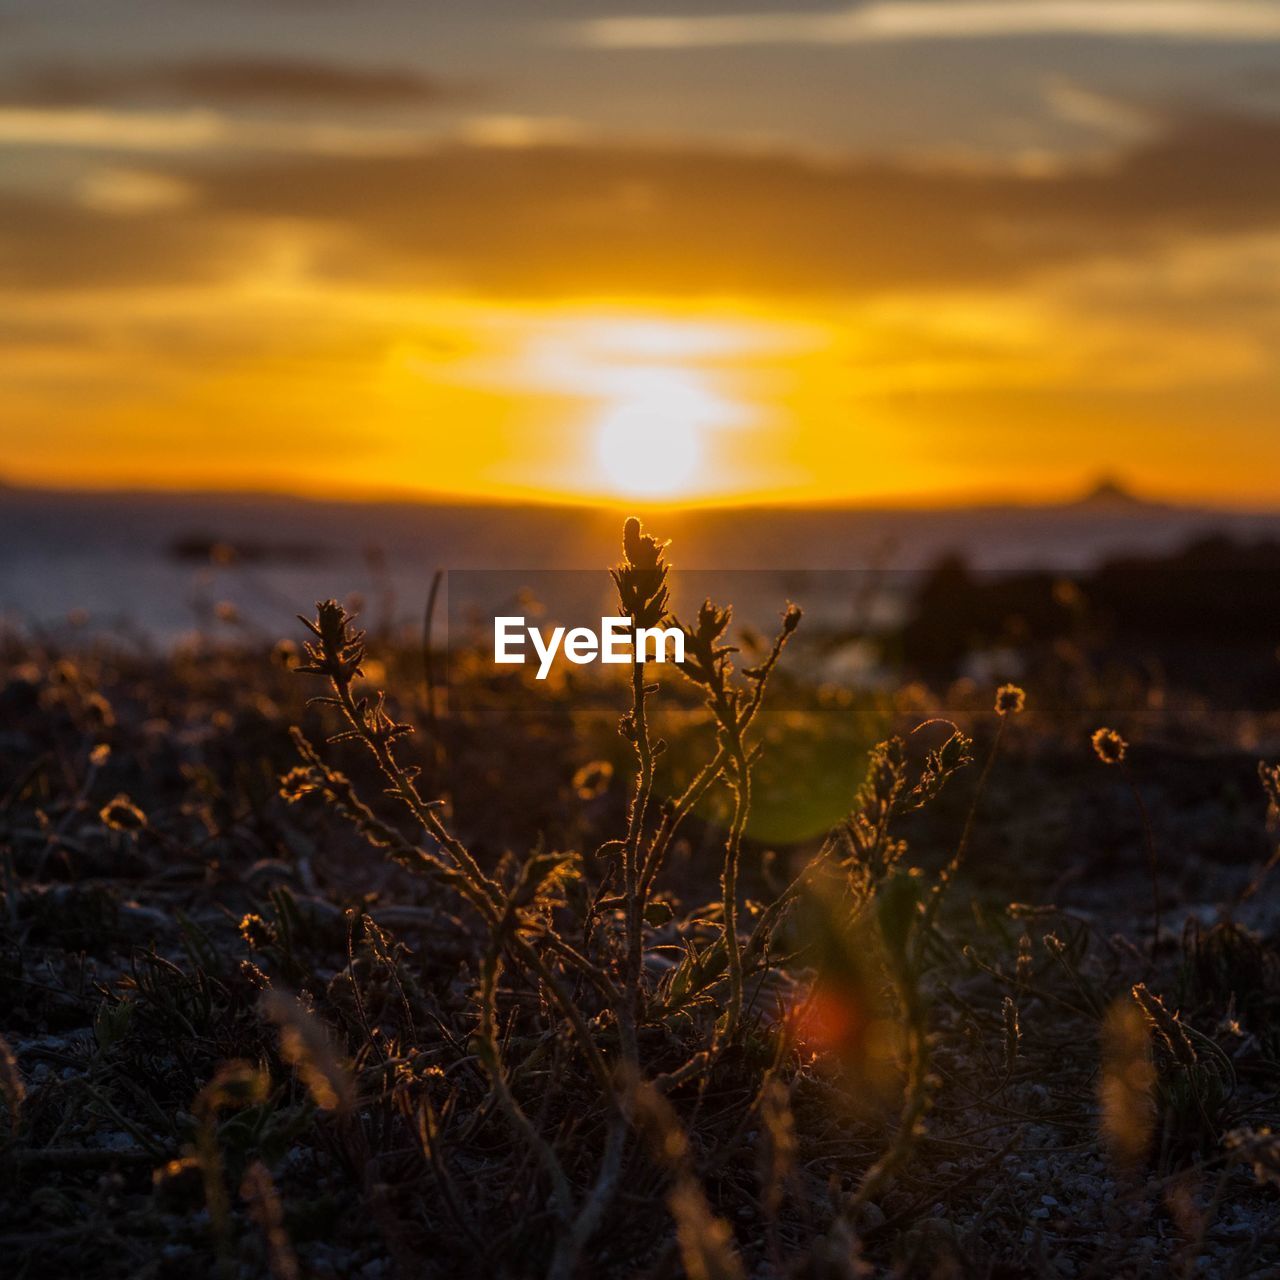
100;794;146;832
239;913;276;952
84;692;115;729
1016;932;1032;984
1099;998;1155;1169
995;684;1025;716
260;990;356;1113
278;765;320;803
572;759;613;800
272;639;299;669
612;518;670;629
297;599;365;684
1132;982;1196;1067
1092;727;1128;765
152;1155;204;1207
678;598;735;691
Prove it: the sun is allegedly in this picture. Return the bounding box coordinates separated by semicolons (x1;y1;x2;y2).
598;414;701;497
595;372;724;498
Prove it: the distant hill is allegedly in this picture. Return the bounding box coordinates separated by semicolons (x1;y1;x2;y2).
1067;476;1156;511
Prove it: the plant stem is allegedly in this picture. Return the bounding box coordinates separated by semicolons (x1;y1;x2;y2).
622;655;655;1047
926;715;1006;929
719;742;750;1044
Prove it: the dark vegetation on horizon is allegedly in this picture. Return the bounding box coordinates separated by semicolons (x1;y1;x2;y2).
2;522;1279;1279
902;536;1280;703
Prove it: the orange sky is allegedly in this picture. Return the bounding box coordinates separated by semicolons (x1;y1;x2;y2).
4;3;1280;508
7;282;1280;508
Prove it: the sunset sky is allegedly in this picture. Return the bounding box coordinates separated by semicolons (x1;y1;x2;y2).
4;1;1280;506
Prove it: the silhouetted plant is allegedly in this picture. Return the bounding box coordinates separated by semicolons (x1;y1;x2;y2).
275;518;1009;1275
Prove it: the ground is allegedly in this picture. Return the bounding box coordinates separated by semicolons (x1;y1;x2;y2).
2;566;1279;1279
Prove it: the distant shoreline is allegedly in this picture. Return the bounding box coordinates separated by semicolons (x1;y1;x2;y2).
3;476;1277;520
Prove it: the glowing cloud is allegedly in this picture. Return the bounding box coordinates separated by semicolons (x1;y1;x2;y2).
570;1;1280;49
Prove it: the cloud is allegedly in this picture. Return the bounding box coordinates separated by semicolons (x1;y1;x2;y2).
160;107;1280;297
6;105;1280;301
456;115;589;148
78;168;197;214
0;106;433;155
1;57;466;107
1042;77;1160;140
569;1;1280;49
0;107;231;151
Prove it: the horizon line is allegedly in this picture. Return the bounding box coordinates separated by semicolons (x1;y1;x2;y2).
2;473;1278;518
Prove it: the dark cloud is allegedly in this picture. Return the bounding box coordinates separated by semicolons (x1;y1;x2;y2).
5;107;1280;296
1;58;467;107
181;108;1280;294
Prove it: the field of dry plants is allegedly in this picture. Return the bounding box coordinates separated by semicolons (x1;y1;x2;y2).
2;519;1280;1279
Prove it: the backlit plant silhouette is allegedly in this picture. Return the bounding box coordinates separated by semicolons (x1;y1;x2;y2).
285;517;979;1276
